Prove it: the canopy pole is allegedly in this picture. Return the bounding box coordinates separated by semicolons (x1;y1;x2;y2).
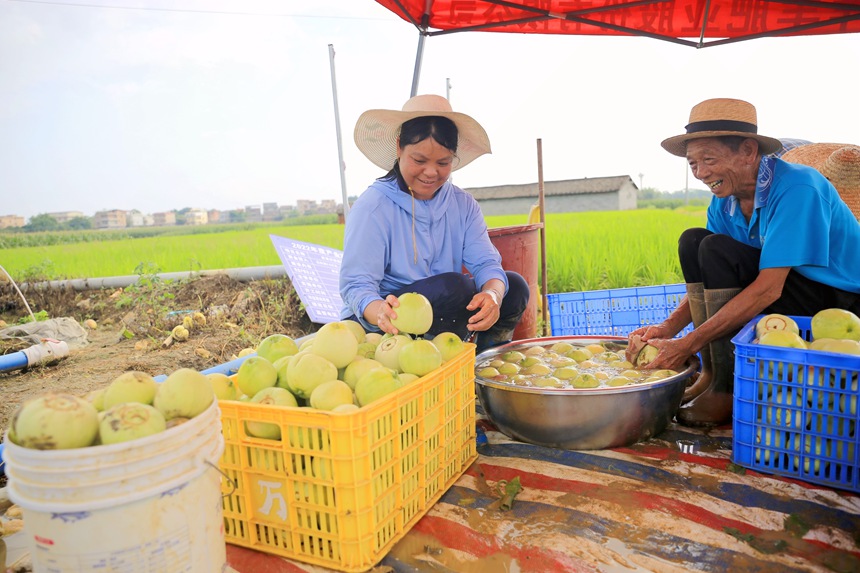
410;4;432;97
328;44;349;221
698;0;713;48
536;139;548;336
410;30;426;97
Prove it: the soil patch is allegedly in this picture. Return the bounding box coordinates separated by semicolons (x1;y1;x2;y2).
0;274;315;449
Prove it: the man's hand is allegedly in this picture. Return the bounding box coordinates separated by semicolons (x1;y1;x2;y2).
625;323;673;363
637;337;694;371
625;334;648;364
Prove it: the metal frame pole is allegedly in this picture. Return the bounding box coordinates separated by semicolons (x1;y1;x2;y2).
328;44;349;221
410;31;426;97
536;139;548;336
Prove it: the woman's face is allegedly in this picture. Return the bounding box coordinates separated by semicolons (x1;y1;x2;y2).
397;137;455;200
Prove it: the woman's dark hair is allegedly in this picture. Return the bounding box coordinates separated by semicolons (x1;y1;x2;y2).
381;115;459;184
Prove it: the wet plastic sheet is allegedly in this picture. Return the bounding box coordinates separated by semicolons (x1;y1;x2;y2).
0;317;88;349
226;406;860;572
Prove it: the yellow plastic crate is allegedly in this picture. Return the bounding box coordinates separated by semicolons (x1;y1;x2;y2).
218;345;478;572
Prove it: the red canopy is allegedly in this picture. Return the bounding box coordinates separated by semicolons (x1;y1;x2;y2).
376;0;860;48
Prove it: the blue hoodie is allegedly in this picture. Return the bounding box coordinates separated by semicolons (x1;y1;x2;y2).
340;177;508;331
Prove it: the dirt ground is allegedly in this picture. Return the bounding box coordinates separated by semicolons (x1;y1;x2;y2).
0;274;315;448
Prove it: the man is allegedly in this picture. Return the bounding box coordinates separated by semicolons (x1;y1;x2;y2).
626;98;860;427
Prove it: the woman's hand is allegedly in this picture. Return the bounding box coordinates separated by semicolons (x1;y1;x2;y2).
374;294;401;335
465;290;501;333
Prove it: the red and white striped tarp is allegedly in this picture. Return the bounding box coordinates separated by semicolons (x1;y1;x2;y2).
227;407;860;572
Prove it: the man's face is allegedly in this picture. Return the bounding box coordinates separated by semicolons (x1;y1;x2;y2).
686;138;757;198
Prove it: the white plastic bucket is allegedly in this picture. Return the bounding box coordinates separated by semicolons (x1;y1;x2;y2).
2;400;227;573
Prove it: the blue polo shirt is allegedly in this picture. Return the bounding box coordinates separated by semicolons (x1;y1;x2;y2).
707;157;860;294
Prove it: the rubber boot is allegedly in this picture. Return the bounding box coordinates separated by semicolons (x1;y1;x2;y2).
677;287;742;427
681;283;712;404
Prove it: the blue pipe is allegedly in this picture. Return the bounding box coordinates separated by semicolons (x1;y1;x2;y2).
194;333;314;377
0;351;29;373
201;354;254;377
153;354;255;383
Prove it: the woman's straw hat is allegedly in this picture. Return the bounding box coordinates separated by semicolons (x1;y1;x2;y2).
781;142;846;169
822;146;860;219
661;98;783;157
354;94;491;171
783;142;860;220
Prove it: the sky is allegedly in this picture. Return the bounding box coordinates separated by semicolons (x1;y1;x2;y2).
1;0;859;222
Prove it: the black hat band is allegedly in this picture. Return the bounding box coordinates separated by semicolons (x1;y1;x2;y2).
685;119;758;134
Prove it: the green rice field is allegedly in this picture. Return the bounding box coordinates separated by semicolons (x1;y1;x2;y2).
1;209;706;294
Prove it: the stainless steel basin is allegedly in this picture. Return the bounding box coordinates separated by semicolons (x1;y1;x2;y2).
475;336;696;450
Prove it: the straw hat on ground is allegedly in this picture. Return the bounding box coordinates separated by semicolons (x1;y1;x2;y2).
783;142;860;220
354;94;491;171
661;98;783;157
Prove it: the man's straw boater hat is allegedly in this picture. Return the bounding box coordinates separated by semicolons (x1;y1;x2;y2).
354;94;491;171
661;98;783;157
783;142;860;220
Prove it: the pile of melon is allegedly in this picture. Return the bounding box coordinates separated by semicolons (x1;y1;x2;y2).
5;293;467;448
476;340;679;389
223;293;469;439
754;309;860;356
7;367;215;450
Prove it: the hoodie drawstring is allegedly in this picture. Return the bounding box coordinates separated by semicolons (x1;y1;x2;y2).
409;187;418;264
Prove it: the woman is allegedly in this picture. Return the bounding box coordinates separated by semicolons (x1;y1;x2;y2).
339;94;529;353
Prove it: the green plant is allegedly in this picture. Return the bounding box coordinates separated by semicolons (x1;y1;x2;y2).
110;263;178;333
18;261;56;284
19;309;48;323
18;309;50;324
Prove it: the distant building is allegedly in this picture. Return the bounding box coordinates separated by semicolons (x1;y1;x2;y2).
185;209;208;226
466;175;638;216
125;209;155;227
222;209;243;223
207;209;221;224
46;211;86;224
93;209;127;230
320;199;337;213
278;205;296;218
262;202;280;221
153;211;177;226
244;205;262;223
295;199;316;215
0;215;25;228
126;210;146;227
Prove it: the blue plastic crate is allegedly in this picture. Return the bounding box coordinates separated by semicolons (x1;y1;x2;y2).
732;316;860;492
547;283;692;338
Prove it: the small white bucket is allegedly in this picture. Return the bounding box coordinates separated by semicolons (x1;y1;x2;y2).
2;400;227;573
